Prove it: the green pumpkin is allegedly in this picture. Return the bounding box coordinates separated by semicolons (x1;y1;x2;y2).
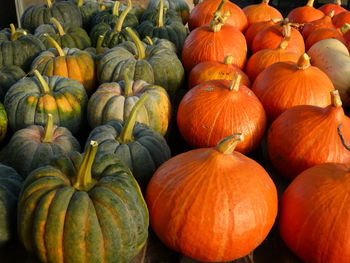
18;140;149;263
141;1;183;24
35;18;91;50
0;103;7;143
0;164;23;247
86;94;171;188
147;0;190;24
98;27;184;98
4;70;88;134
20;0;83;32
85;35;110;64
4;114;80;178
69;0;101;30
0;65;25;102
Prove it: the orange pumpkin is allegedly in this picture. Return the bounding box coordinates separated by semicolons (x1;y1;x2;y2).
333;11;350;28
318;0;346;16
245;39;299;82
280;163;350;263
302;10;335;39
268;90;350;179
178;73;266;153
188;0;247;32
305;27;347;50
146;133;278;262
242;0;282;25
252;53;334;122
188;55;250;89
287;0;324;24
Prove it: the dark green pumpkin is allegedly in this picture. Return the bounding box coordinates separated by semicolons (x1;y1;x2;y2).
18;140;149;263
141;1;183;24
69;0;101;30
0;65;25;102
0;103;7;143
4;70;88;134
35;18;91;49
0;164;23;247
147;0;190;24
4;114;80;178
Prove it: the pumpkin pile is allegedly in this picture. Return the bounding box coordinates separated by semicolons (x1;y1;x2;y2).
0;0;349;262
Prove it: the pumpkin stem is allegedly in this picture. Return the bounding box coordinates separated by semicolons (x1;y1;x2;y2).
229;72;241;91
331;90;342;107
262;0;270;4
112;1;120;16
77;0;83;7
224;55;233;64
339;23;350;34
74;141;98;191
96;35;105;54
157;0;164;27
33;70;51;94
335;0;342;5
118;94;149;144
10;24;16;38
215;134;244;155
282;24;291;38
10;24;27;41
271;18;283;23
278;39;289;50
327;10;335;18
45;0;52;8
209;0;230;32
144;36;154;45
126;27;145;60
50;18;65;36
99;3;107;10
44;34;65;57
306;0;315;7
41;113;54;143
123;69;133;97
297;53;311;70
115;0;131;32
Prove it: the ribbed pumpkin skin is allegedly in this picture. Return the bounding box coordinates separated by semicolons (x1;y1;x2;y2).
268;103;350;179
305;28;346;50
69;0;100;30
188;0;247;32
0;165;23;247
20;1;83;32
244;19;280;50
90;23;133;48
31;48;96;95
147;0;190;24
287;4;324;24
91;9;138;29
18;152;149;263
243;1;282;25
87;80;171;135
146;147;278;262
0;103;7;142
302;13;335;40
279;163;350;263
0;66;25;102
4;75;88;134
319;3;346;15
333;11;350;28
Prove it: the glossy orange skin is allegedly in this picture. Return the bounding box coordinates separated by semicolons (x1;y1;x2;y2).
252;25;305;55
305;27;346;50
182;25;247;72
177;80;266;154
333;11;350;28
244;19;279;50
287;6;324;24
243;2;282;25
188;60;250;89
319;3;346;16
146;146;278;262
252;61;334;122
279;163;350;263
302;14;335;39
188;0;248;32
268;104;350;179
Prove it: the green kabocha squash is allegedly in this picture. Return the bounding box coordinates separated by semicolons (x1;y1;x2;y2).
0;164;23;247
141;0;183;25
18;140;149;263
85;35;110;64
0;103;7;143
88;71;171;134
147;0;190;24
35;18;91;50
0;24;45;71
98;27;184;98
86;94;171;189
142;36;177;53
0;65;25;102
4;114;80;178
20;0;83;32
4;70;88;134
69;0;101;30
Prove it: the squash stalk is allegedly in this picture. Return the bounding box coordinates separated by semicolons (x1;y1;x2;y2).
327;10;335;18
44;34;65;56
157;0;164;27
115;0;131;32
126;27;145;60
331;90;342;107
41;114;54;143
297;54;311;70
10;24;16;39
224;55;233;65
33;70;51;94
229;72;241;91
10;24;27;41
336;0;342;5
118;94;149;144
77;0;83;7
262;0;270;4
50;18;65;36
96;35;105;54
209;0;230;32
144;36;154;45
339;23;350;34
112;1;120;16
306;0;315;7
45;0;52;8
216;134;244;154
123;69;133;97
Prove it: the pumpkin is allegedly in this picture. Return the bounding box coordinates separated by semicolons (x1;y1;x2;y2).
268;90;350;179
35;18;91;50
4;114;80;177
0;164;23;247
85;35;110;65
341;24;350;43
0;65;25;102
333;11;350;28
243;0;282;25
279;163;350;263
188;0;247;32
147;0;190;24
252;53;334;122
178;73;266;154
305;27;347;50
98;27;184;98
31;34;96;95
307;36;350;54
188;55;250;89
146;134;278;262
287;0;324;24
20;0;82;32
302;10;335;39
245;39;300;82
182;3;247;72
86;94;171;188
18;140;149;263
88;72;171;135
69;0;101;30
4;70;88;134
140;1;183;25
318;0;346;16
0;102;7;143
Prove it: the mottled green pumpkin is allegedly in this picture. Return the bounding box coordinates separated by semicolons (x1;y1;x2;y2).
4;114;80;178
147;0;190;24
69;0;101;30
141;1;183;25
18;140;149;263
0;103;8;143
20;0;82;32
98;28;184;98
4;70;88;134
0;164;23;247
35;18;91;50
0;65;25;102
85;35;110;64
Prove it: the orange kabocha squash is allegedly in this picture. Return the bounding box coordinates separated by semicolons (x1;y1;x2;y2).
287;0;324;24
333;11;350;28
302;10;335;39
252;53;334;122
268;90;350;179
318;0;346;16
146;134;278;262
243;0;282;25
305;26;347;50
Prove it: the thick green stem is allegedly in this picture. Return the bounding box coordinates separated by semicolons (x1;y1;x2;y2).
123;69;133;97
96;35;105;54
33;70;50;94
144;36;153;45
126;27;145;60
10;24;16;39
215;134;244;154
45;0;52;8
74;141;98;191
50;18;65;36
118;94;150;144
11;30;27;41
229;72;241;91
115;0;131;32
157;0;164;27
112;1;120;16
41;114;54;143
44;34;65;56
77;0;83;7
